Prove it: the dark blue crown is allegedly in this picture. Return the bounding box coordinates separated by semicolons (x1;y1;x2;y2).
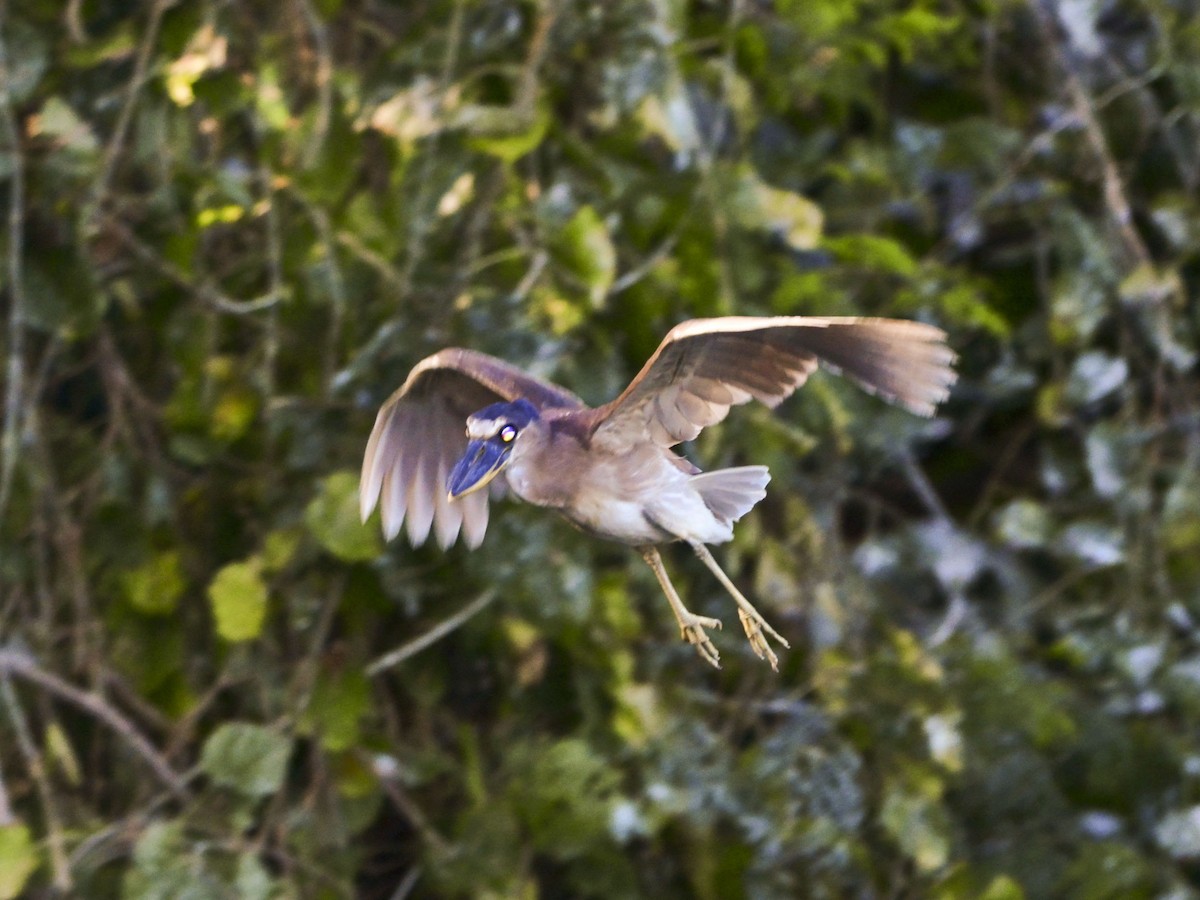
470;398;540;428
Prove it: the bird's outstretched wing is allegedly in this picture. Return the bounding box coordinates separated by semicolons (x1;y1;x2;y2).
588;317;956;452
360;348;585;549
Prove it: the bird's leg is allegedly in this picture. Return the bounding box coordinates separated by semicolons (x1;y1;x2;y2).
689;542;789;671
641;547;723;668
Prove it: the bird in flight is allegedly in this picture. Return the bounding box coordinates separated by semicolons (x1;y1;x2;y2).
360;317;956;670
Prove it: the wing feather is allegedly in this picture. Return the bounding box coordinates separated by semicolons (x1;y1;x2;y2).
590;316;955;451
460;484;490;549
405;438;435;546
360;348;585;548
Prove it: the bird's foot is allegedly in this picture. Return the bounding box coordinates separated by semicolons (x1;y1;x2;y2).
678;612;723;668
737;608;790;672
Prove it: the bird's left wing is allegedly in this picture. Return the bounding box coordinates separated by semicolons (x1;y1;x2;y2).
588;316;956;452
360;348;584;549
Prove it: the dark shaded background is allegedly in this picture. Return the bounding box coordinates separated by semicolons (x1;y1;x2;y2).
2;0;1199;897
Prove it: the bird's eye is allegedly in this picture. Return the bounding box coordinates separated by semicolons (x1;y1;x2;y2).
500;425;517;443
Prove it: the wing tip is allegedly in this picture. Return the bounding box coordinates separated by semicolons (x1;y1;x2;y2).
360;490;378;525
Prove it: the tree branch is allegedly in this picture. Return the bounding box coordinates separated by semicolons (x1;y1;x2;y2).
0;0;26;519
0;648;190;798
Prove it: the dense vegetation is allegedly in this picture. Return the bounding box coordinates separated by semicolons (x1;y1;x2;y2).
2;0;1199;897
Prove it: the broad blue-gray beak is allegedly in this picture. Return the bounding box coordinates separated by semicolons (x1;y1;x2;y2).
447;439;511;500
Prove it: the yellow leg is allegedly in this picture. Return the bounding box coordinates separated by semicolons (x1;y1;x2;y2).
641;547;723;668
690;542;789;671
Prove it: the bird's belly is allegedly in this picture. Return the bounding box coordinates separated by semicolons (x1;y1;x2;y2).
513;445;732;545
560;495;673;545
561;478;733;546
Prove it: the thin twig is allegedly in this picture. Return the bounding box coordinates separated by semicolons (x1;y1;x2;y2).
0;0;26;518
928;591;970;647
86;0;171;228
67;788;180;871
298;0;333;168
334;229;407;293
105;215;281;314
28;409;101;670
510;249;548;303
611;232;681;295
366;753;451;856
64;0;87;43
397;0;466;299
389;866;422;900
965;420;1035;531
1033;3;1150;268
1;676;73;889
899;451;951;523
0;649;190;797
286;575;343;725
696;0;745;311
367;589;498;675
0;750;12;826
163;672;241;763
260;163;284;439
305;204;347;396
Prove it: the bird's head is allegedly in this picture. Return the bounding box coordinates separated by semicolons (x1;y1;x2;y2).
447;398;540;500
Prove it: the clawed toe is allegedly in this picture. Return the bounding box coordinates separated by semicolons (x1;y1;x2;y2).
737;609;788;671
690;542;789;671
645;544;791;672
680;613;722;668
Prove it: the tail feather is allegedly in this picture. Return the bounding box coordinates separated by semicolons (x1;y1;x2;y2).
691;466;770;524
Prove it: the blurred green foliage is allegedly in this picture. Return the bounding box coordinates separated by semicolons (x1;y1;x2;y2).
1;0;1199;897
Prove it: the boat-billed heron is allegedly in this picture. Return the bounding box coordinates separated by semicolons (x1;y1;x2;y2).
360;317;955;669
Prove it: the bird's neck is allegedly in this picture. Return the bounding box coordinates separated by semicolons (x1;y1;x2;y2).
505;420;580;509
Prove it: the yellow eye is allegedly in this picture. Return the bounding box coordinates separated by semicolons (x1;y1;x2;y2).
500;425;517;443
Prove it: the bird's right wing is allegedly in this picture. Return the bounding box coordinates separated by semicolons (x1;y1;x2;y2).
360;348;584;549
588;317;956;453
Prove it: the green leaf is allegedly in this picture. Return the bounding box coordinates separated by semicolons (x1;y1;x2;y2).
46;721;82;787
122;819;224;900
64;20;137;68
129;819;184;876
209;385;258;442
1065;352;1128;406
463;104;550;162
0;824;39;900
1056;521;1124;569
880;769;950;873
993;500;1054;550
234;852;275;900
20;252;101;337
261;527;301;573
978;875;1026;900
718;165;823;249
122;551;186;616
1056;841;1160;899
200;723;291;797
208;558;269;642
164;25;228;108
556;205;616;307
1118;262;1180;305
5;22;47;103
1164;466;1200;553
824;233;919;277
306;471;382;562
36;96;99;156
507;738;621;861
299;668;371;752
